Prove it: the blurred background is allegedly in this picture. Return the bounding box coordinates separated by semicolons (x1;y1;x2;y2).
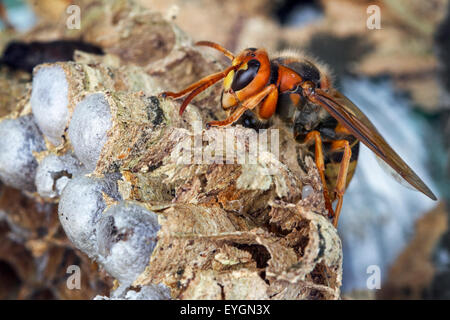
0;0;449;299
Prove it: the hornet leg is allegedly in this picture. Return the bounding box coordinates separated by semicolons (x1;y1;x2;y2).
160;64;238;115
207;84;277;128
303;131;334;217
329;139;352;227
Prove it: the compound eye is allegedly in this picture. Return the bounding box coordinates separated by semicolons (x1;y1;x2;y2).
231;59;260;92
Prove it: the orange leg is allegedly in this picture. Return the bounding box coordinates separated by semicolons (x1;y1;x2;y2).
161;65;237;99
258;86;278;119
206;84;277;128
160;64;239;115
329;139;352;227
304;131;333;217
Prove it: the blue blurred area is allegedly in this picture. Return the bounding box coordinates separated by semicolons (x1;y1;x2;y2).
339;77;441;292
0;0;36;31
284;4;322;27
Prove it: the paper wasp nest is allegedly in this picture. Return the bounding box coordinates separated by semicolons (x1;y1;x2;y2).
0;0;342;300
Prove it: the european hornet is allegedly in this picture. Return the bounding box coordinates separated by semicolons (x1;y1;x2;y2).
160;41;437;227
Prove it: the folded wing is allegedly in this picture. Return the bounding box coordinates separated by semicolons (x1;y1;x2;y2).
311;88;437;200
